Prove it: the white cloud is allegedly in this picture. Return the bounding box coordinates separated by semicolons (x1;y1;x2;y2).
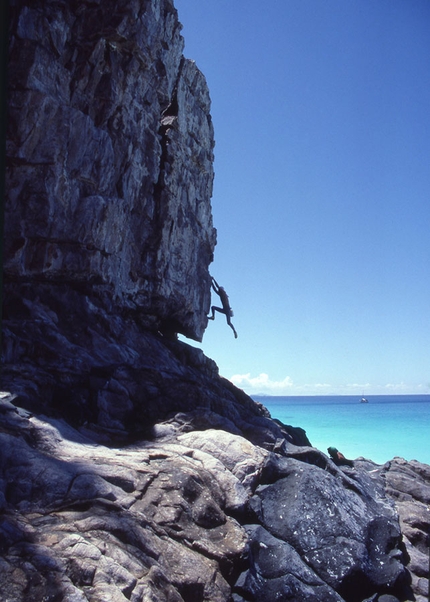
230;373;294;394
228;374;428;396
230;373;339;395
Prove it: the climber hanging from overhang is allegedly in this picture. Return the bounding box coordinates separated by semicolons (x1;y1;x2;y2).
207;277;238;338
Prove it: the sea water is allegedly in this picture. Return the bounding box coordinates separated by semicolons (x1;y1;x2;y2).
253;395;430;466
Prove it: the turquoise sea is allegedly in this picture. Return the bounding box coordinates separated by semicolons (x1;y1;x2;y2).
253;395;430;466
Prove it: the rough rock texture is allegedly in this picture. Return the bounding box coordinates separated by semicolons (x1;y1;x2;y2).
2;1;429;601
5;0;215;343
1;394;426;602
383;458;430;602
3;0;221;427
3;0;312;450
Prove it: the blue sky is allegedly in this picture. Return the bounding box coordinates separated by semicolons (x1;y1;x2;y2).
175;0;430;396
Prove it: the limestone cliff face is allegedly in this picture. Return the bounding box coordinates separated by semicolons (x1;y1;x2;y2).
5;0;215;341
2;0;279;440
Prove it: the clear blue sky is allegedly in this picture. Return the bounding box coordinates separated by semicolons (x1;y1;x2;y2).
175;0;430;396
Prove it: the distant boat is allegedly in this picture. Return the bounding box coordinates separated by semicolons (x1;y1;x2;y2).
360;397;369;403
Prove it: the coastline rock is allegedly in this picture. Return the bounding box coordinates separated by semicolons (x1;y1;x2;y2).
5;0;215;344
241;457;411;602
0;394;422;602
383;458;430;602
2;0;429;601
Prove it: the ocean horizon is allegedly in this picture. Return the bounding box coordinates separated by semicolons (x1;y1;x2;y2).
253;394;430;466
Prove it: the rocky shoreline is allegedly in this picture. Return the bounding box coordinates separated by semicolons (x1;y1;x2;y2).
2;1;429;600
1;369;429;601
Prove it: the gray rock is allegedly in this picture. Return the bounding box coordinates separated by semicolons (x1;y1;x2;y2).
5;0;214;344
247;457;411;602
236;525;344;601
2;1;429;601
3;0;309;452
1;398;424;601
383;458;430;602
0;402;241;601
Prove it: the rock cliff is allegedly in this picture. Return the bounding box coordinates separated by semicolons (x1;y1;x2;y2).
5;0;215;343
1;1;429;601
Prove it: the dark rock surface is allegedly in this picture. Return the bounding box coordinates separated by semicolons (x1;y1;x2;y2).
3;0;218;428
383;458;430;601
2;1;429;601
1;394;427;602
5;0;215;344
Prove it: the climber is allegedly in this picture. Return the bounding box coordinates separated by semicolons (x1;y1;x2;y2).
327;447;354;468
207;277;238;338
